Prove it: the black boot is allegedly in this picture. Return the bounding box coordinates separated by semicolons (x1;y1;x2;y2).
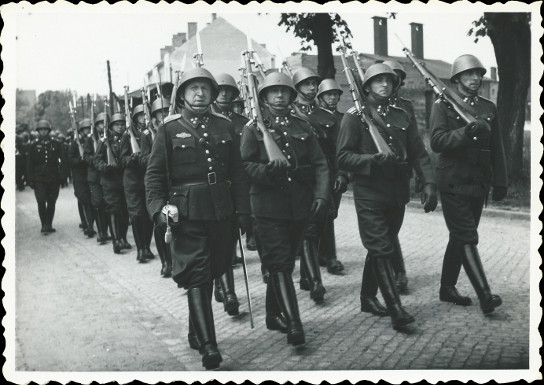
83;204;96;238
270;272;305;346
38;201;48;233
119;211;131;250
320;220;345;274
373;257;414;330
301;239;326;303
462;244;502;314
131;217;146;263
440;241;472;306
187;287;222;370
95;207;108;244
219;267;240;316
392;237;408;294
142;218;155;260
245;222;257;251
360;256;388;317
78;201;87;232
109;214;122;254
214;278;224;303
154;225;171;277
187;317;200;350
265;281;288;333
231;243;243;266
45;201;56;233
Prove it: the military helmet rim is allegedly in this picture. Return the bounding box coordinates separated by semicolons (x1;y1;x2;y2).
317;79;343;99
362;63;399;91
258;71;298;104
36;119;52;131
292;67;322;88
109;113;125;127
215;73;240;100
176;67;219;102
151;97;171;116
78;118;92;129
132;104;145;120
95;112;107;124
450;54;487;81
381;60;407;81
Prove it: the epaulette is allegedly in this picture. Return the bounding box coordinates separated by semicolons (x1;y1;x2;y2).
290;112;307;123
211;111;231;122
347;106;360;115
142;129;150;136
399;97;413;105
318;107;335;116
390;104;405;112
163;114;181;124
477;95;494;105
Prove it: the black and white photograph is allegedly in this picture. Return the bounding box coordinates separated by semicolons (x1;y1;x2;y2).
1;1;541;383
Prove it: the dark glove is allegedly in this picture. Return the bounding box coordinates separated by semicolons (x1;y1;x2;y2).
266;158;289;176
154;211;168;229
28;182;34;189
60;180;68;188
492;186;507;201
237;214;252;235
371;152;396;166
465;119;491;137
129;152;140;165
310;198;328;222
421;183;438;213
333;175;348;194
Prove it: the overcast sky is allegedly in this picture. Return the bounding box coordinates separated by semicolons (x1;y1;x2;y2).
2;1;538;96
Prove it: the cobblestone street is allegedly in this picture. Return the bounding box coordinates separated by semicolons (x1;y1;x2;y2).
5;185;539;383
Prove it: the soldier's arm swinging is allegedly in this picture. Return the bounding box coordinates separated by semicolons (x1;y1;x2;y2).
145;124;169;223
337;112;373;176
240;123;277;185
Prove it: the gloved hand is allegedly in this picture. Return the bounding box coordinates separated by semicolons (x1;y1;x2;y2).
371;152;396;166
333;175;348;194
421;183;438;213
129;152;140;165
465;119;491;137
492;186;507;201
154;211;168;229
28;181;35;189
266;158;290;176
60;180;68;188
310;198;328;222
237;214;252;235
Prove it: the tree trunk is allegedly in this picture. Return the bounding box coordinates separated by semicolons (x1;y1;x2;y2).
484;13;530;181
313;14;336;79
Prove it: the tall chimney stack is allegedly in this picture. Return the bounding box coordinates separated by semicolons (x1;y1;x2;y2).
212;13;217;22
372;16;388;56
188;22;197;40
410;23;424;59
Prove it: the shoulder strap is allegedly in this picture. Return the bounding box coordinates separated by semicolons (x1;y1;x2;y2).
364;103;407;162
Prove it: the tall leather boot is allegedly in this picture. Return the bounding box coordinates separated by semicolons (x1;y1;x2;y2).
218;267;240;316
360;256;388;317
214;278;224;303
95;207;108;244
187;287;222;370
142;218;155;260
154;225;169;277
462;244;502;314
38;201;48;233
78;201;86;231
245;221;257;251
119;209;131;250
265;281;287;333
83;204;96;238
231;243;242;266
373;257;415;330
301;238;326;303
320;220;345;274
270;271;305;346
392;237;408;294
439;241;472;306
187;316;200;350
109;214;122;254
131;216;146;263
45;201;56;233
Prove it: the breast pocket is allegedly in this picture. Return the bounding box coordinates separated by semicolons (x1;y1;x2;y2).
212;132;233;160
291;131;310;157
172;137;196;165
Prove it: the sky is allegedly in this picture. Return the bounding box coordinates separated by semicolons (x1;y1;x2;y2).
1;1;538;96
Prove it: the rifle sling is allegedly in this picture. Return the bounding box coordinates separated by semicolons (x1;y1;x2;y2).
364;102;407;161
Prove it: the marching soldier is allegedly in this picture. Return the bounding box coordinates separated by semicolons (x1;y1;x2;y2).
94;112;131;254
121;104;155;263
241;72;330;345
26;119;63;233
16;125;28;191
315;78;348;275
145;68;251;370
69;119;96;238
84;112;111;244
430;54;507;314
337;64;437;330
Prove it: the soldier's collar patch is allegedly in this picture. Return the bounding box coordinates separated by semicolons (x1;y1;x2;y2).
176;132;192;138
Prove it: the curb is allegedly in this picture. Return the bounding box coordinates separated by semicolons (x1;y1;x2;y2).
342;191;530;221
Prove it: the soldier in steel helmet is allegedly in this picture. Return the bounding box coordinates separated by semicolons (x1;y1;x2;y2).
337;63;437;330
145;67;251;370
16;124;29;191
69;118;96;238
121;103;155;264
94;111;131;254
140;96;173;277
84;112;111;244
240;71;330;346
430;54;507;315
26;119;64;234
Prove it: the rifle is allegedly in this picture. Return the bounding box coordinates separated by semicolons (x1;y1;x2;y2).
277;46;293;77
242;49;288;163
350;50;366;97
395;34;476;124
194;31;204;68
168;54;186;116
124;86;141;154
103;98;117;166
339;46;396;158
141;87;154;141
69;100;84;158
238;229;254;329
90;94;99;152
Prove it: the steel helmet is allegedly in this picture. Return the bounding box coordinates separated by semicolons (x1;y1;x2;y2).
382;60;406;81
450;54;486;81
132;104;145;120
176;67;219;102
36;120;52;131
258;72;298;104
215;73;240;99
151;97;170;116
95;112;107;124
292;67;321;89
79;118;92;130
109;113;125;128
362;63;398;91
317;79;343;99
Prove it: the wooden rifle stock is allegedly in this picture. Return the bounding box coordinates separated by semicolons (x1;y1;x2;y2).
69;101;84;158
169;71;180;116
90;95;99;152
141;88;154;141
124;86;140;154
103;98;117;166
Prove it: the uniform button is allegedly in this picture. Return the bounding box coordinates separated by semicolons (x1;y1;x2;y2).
487;118;491;121
201;125;205;129
473;136;478;141
205;150;210;154
181;145;186;148
221;140;226;143
203;133;208;137
456;116;460;120
287;155;291;159
207;158;212;162
401;127;406;131
284;132;288;136
287;177;292;182
386;124;391;128
389;136;393;140
282;150;286;153
209;166;213;171
285;143;289;147
470;102;474;106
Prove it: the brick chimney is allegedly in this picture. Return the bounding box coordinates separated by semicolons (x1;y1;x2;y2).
172;33;187;48
188;22;197;40
212;13;217;22
372;16;388;56
161;46;173;61
490;66;497;81
410;22;424;59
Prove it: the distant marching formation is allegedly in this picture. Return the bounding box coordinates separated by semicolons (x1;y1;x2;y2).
18;33;508;370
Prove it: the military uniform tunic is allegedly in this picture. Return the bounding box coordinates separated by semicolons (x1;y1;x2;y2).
430;94;507;244
83;136;105;209
145;107;250;288
68;137;91;204
26;136;63;204
120;128;147;219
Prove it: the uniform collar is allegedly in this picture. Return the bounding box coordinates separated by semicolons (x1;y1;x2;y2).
462;95;480;106
376;103;390;117
212;102;234;119
182;107;211;127
294;100;318;114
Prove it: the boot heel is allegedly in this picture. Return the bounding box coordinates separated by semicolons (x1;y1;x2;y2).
287;322;305;346
201;343;222;370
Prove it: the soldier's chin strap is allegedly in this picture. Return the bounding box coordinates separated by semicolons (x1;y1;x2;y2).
184;102;210;115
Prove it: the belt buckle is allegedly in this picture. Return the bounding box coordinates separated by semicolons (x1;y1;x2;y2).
207;172;217;185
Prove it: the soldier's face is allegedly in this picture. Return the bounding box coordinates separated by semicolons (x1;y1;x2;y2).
216;86;235;104
457;69;483;95
81;127;91;136
298;78;319;99
154;109;167;123
183;80;212;107
368;75;394;100
96;122;104;134
134;113;145;125
264;86;292;108
112;122;125;134
37;128;50;138
321;91;341;108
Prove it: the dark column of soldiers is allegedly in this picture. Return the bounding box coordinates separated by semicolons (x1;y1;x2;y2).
18;48;507;370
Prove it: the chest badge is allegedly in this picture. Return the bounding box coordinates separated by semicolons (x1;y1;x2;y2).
176;132;192;138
